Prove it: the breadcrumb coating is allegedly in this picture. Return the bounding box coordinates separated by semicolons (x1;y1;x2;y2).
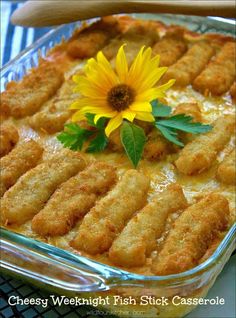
70;170;150;255
1;149;86;225
152;27;187;67
0;123;19;157
193;42;236;95
152;193;230;275
0;62;64;118
230;82;236;101
109;184;187;267
67;17;120;59
0;140;43;197
217;150;236;185
173;102;202;123
103;21;159;64
163;41;215;87
32;162;117;236
175;115;235;175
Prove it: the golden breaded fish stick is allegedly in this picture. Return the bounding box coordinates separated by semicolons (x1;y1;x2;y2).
32;162;117;236
29;100;72;134
67;17;120;59
103;22;159;64
0;62;64;118
217;150;236;185
173;102;202;122
152;27;187;67
193;42;236;95
152;193;229;275
0;123;19;157
1;150;86;225
162;41;215;87
70;170;150;255
230;82;236;101
175;115;235;175
29;79;76;133
0;140;43;197
143;129;175;161
109;184;187;267
143;102;201;161
174;102;203;143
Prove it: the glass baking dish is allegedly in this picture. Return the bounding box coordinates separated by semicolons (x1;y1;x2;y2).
0;14;235;318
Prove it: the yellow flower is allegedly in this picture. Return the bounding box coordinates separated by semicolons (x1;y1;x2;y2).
70;45;175;137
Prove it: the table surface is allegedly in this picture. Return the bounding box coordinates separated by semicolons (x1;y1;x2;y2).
1;1;235;318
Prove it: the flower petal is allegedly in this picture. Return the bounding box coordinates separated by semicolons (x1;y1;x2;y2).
69;98;107;110
127;47;162;91
116;44;128;83
105;114;123;137
71;110;86;122
94;112;117;124
81;105;113;114
96;51;119;86
72;75;105;99
135;112;155;122
129;101;152;112
122;110;136;122
155;79;176;92
138;67;168;91
85;54;119;92
127;46;146;84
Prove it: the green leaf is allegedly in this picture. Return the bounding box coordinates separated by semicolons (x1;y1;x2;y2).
151;99;172;117
85;113;107;129
87;131;108;153
121;122;146;168
156;114;212;134
57;123;93;151
155;123;184;147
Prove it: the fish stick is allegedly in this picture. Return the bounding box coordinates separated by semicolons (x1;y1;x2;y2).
175;115;235;175
173;102;202;122
216;150;236;185
29;78;76;133
174;102;203;143
32;162;117;236
143;129;175;161
230;82;236;101
143;102;201;161
0;140;43;197
70;170;150;255
198;237;222;264
29;100;72;134
103;21;159;64
152;193;229;275
162;41;215;87
0;62;64;118
152;27;187;67
67;17;120;59
1;150;86;225
0;123;19;157
193;42;236;95
109;184;188;267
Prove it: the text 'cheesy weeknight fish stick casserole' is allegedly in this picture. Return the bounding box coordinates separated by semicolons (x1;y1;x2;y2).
0;15;235;318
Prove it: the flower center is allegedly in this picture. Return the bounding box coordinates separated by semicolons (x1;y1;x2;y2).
107;84;135;111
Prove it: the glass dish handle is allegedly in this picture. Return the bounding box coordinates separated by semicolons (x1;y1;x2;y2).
0;237;108;292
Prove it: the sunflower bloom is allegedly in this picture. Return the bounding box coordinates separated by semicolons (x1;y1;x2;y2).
70;45;175;137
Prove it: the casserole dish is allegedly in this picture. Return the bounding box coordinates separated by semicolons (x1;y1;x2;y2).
0;14;235;318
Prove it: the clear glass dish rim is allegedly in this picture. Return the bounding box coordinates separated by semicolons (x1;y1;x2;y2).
1;223;235;282
0;14;235;283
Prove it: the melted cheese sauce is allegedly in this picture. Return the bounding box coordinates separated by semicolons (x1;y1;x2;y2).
2;47;235;276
